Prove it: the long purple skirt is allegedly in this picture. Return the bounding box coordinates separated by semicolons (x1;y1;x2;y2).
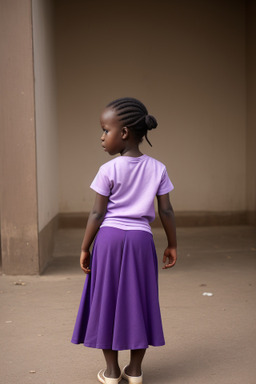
71;227;165;350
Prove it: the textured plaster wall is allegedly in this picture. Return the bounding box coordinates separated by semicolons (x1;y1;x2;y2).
246;0;256;223
0;0;39;274
55;0;247;214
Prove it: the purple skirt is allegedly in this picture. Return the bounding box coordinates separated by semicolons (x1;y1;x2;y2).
71;227;165;350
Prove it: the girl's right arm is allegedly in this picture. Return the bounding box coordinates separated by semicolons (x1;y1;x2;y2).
157;193;177;269
80;193;109;274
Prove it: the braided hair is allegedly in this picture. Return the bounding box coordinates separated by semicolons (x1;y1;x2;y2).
106;97;157;146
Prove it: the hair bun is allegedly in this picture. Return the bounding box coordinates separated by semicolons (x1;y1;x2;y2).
145;114;158;130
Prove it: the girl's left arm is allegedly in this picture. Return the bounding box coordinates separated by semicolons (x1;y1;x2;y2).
157;193;177;269
80;193;109;273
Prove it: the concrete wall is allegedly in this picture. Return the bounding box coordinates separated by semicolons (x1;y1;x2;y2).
32;0;58;232
55;0;247;216
32;0;59;271
0;0;254;275
0;0;59;274
0;0;39;274
246;0;256;225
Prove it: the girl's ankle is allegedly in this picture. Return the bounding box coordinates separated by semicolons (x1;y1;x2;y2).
125;365;142;377
105;367;121;378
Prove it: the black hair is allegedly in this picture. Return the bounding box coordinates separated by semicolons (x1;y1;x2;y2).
106;97;157;146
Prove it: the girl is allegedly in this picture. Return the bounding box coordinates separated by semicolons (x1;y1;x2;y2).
71;97;177;384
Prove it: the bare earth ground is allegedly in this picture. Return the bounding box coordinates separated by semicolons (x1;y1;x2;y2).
0;226;256;384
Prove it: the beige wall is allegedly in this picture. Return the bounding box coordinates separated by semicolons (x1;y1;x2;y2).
246;0;256;224
32;0;59;231
0;0;59;274
55;0;247;215
0;0;254;274
0;0;39;274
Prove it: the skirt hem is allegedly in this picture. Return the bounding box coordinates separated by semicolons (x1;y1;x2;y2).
71;339;165;351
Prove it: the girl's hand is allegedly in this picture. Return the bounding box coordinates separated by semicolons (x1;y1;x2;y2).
80;250;91;274
162;247;177;269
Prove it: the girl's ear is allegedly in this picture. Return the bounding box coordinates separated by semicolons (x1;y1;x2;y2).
121;126;129;140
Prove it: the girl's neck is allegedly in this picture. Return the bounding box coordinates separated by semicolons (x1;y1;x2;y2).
120;146;143;158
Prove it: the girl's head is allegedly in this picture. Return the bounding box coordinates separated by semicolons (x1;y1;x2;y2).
103;97;158;148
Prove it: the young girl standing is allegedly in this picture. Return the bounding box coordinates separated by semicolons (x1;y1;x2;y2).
71;97;177;384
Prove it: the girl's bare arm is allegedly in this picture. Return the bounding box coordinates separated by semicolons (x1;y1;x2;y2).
80;193;109;273
157;193;177;269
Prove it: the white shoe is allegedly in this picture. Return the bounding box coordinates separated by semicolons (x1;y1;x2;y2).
122;365;143;384
97;369;122;384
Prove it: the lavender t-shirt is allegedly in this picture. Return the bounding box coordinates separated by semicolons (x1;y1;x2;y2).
90;154;174;233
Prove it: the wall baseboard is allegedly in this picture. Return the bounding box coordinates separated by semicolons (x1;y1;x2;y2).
29;210;255;276
173;211;248;227
58;212;88;229
58;210;255;229
247;211;256;226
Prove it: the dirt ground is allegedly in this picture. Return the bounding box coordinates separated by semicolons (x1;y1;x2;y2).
0;226;256;384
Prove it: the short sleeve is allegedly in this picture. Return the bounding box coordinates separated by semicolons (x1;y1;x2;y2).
157;168;174;196
90;166;111;196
